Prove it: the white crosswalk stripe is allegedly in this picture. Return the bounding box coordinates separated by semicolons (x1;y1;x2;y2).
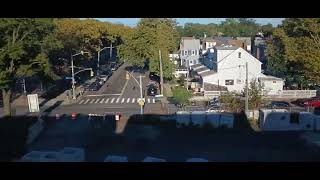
121;98;125;103
78;100;84;104
110;98;115;103
84;99;90;104
105;98;110;103
147;98;150;103
89;99;95;104
116;98;120;103
127;98;130;103
95;99;100;103
100;98;105;103
152;99;155;103
132;98;135;103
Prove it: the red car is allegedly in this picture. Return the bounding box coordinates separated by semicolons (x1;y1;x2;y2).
303;96;320;107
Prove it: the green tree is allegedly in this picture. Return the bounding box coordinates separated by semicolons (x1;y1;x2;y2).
247;80;265;110
219;91;243;112
172;86;192;108
0;18;63;116
118;18;179;80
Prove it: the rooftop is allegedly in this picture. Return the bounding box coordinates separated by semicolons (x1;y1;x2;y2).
199;70;216;77
258;75;283;81
196;67;210;73
190;64;203;69
215;46;239;50
204;82;227;91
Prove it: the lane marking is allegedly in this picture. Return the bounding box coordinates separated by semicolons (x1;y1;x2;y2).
84;99;90;104
132;98;135;103
105;98;110;103
127;98;130;103
121;98;125;103
89;99;95;104
100;98;105;103
152;99;155;103
116;98;120;103
95;98;100;103
147;98;150;103
78;100;85;104
86;94;121;97
110;98;115;103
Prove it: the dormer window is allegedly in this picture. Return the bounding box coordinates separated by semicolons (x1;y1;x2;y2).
238;52;241;58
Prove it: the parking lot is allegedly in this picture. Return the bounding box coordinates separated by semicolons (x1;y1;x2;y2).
28;114;320;162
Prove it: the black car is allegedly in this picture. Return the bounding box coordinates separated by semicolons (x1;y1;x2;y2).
147;85;157;96
88;83;100;91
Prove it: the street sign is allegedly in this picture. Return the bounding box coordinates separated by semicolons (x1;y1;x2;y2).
27;94;39;113
65;77;72;80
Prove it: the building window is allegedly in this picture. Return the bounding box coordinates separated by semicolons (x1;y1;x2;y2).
192;50;195;56
189;60;193;64
184;50;188;56
238;52;241;58
225;80;234;85
273;81;277;83
237;79;243;84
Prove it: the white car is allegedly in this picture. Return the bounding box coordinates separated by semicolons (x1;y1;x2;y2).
98;75;108;82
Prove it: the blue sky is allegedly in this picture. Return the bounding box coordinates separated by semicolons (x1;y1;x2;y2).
95;18;284;27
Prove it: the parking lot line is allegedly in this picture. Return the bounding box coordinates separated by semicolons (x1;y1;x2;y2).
84;99;90;104
100;98;105;103
127;98;130;103
121;98;125;103
78;100;85;104
110;98;115;103
105;98;110;103
95;98;100;103
89;99;95;104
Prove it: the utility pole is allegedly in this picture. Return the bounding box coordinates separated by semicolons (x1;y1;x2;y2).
159;50;164;95
97;47;100;75
139;75;143;115
71;54;76;100
22;78;26;94
245;62;249;114
110;43;113;59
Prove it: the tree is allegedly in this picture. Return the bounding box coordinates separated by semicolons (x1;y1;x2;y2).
177;75;185;87
219;91;243;112
247;80;265;110
118;18;179;80
0;18;62;116
266;18;320;88
172;86;192;109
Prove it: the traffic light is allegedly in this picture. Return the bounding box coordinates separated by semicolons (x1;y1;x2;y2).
90;70;94;77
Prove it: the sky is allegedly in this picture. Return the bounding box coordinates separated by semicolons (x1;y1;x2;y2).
95;18;284;27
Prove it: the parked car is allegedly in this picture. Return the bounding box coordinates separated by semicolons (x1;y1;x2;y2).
303;96;320;107
97;75;108;82
110;62;118;71
271;101;290;108
95;78;104;86
88;83;100;91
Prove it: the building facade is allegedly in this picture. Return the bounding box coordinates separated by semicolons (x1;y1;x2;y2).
180;37;201;67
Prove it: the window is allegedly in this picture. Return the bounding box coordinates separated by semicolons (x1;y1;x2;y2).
237;79;243;84
225;80;234;85
192;50;195;56
273;81;277;83
188;50;191;55
189;60;193;64
184;50;188;56
238;52;241;58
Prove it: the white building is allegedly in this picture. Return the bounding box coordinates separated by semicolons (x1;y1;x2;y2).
199;46;284;94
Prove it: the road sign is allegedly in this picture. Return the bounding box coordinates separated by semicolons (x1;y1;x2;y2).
65;77;72;80
137;98;145;106
27;94;39;113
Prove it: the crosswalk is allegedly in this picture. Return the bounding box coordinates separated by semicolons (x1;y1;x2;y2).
77;97;157;105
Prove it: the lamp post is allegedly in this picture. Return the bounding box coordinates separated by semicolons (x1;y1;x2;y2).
71;51;89;100
127;71;145;115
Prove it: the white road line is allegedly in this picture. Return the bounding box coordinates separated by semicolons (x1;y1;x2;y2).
78;100;85;104
105;98;110;103
132;98;135;103
110;98;115;103
147;98;150;103
121;98;125;103
152;99;155;103
84;99;90;104
95;98;100;103
116;98;120;103
89;99;95;104
100;98;105;103
127;98;130;103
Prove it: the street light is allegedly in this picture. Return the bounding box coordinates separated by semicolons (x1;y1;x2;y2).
127;71;145;115
71;51;90;100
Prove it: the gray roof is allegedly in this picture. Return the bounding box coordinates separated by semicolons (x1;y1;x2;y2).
190;64;202;69
236;37;252;44
215;46;239;50
181;39;200;50
199;70;216;77
204;82;227;91
258;76;283;81
196;67;210;73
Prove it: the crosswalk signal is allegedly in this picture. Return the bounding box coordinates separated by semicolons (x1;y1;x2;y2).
90;70;94;77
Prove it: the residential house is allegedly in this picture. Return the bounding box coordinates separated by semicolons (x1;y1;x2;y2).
169;52;179;65
252;32;268;69
198;45;284;95
200;38;223;54
234;37;252;52
180;37;201;68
